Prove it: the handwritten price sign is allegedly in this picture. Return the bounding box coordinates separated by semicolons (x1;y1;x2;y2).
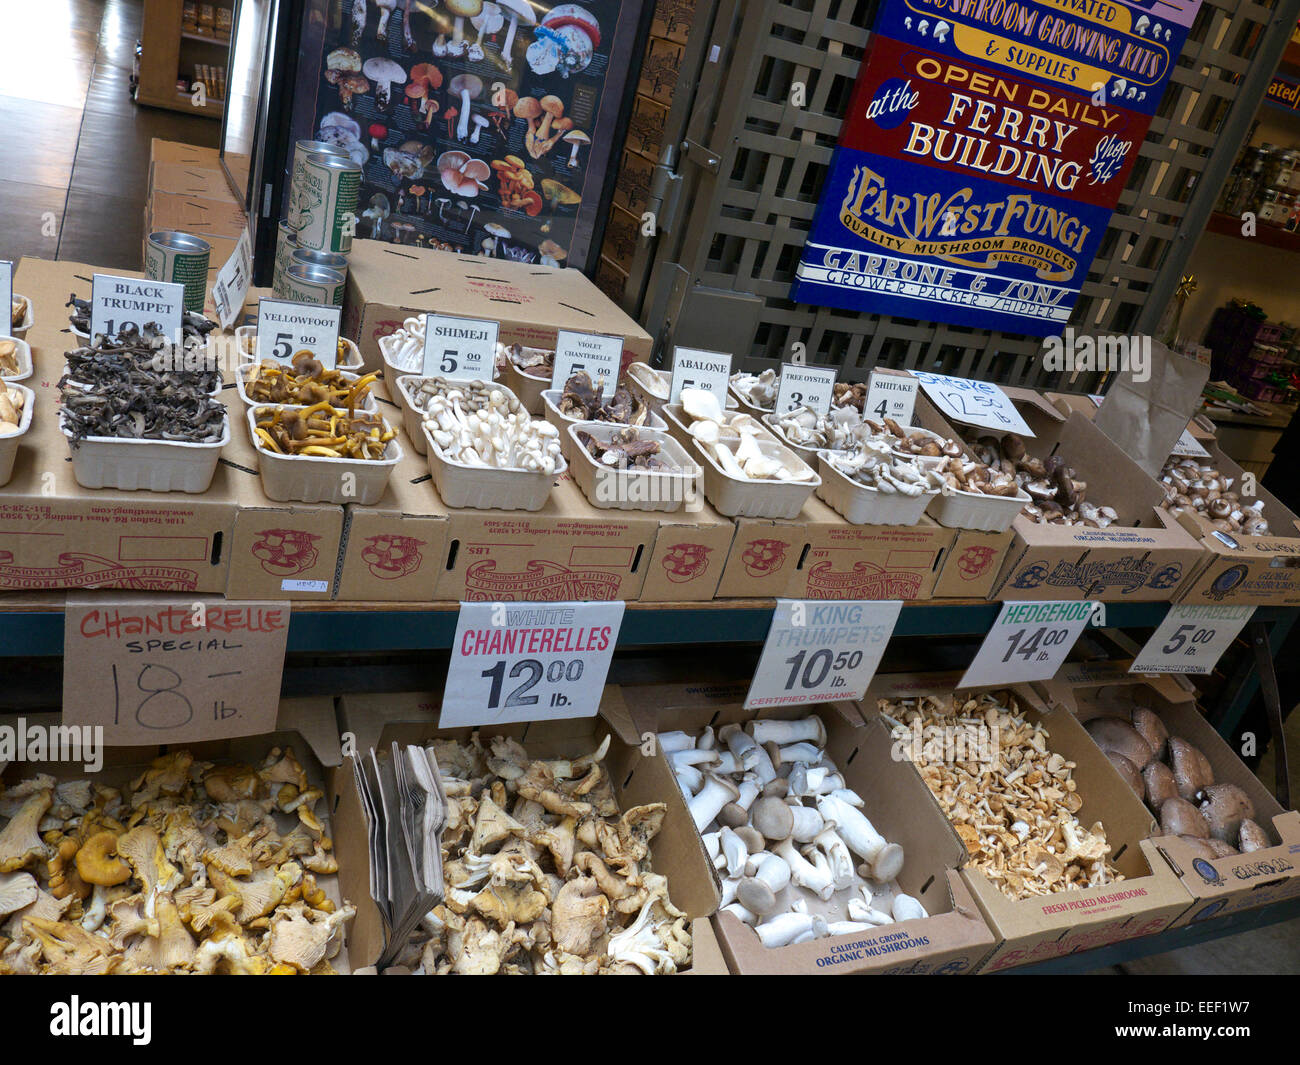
910;371;1033;436
63;597;290;744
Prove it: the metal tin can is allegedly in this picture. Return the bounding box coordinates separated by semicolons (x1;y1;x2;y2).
144;231;210;312
276;262;346;305
272;218;297;295
290;248;348;305
293;152;361;253
287;140;350;230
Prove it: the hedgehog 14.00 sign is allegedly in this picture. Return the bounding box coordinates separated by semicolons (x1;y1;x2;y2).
792;0;1202;336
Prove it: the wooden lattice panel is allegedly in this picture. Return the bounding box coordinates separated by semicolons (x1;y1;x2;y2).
666;0;1283;391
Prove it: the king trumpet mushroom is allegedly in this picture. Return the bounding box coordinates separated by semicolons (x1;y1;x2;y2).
661;717;918;951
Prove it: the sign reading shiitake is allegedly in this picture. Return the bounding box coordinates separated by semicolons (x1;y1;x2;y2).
256;298;342;369
422;313;499;381
90;274;185;342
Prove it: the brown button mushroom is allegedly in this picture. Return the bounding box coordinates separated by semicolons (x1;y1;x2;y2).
1239;818;1271;852
1177;835;1220;861
1160;797;1210;839
1143;760;1179;808
1085;717;1154;770
1130;707;1169;762
1105;752;1143;797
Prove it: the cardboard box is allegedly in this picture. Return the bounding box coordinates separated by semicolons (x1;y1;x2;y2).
150;138;223;168
149;162;235;200
0;698;355;971
619;683;997;974
330;687;721;971
638;38;685;106
974;398;1208;601
0;258;236;592
148;190;248;239
1165;438;1300;606
861;673;1194;972
341;241;653;373
222;398;346;600
934;527;1013;599
1046;667;1300;927
715;495;955;600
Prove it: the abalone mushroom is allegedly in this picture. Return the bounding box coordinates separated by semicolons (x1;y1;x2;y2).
496;0;537;71
363;57;405;111
450;73;483;141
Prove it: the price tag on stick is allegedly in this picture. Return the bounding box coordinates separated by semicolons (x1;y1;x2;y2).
553;330;624;400
1130;605;1255;675
210;227;253;330
422;313;499;381
745;599;902;710
910;371;1034;436
90;273;184;343
0;260;12;330
256;299;342;368
863;371;918;425
441;601;625;726
62;597;289;744
669;347;732;403
959;600;1096;688
775;365;837;417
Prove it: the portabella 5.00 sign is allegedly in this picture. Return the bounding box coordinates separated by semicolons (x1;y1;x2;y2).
792;0;1201;336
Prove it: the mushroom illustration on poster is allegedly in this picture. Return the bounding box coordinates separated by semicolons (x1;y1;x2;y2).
791;0;1203;336
304;0;647;272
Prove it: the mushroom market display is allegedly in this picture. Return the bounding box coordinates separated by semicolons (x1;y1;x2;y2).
10;296;28;331
58;330;226;446
416;378;562;473
967;432;1117;525
0;339;21;377
414;733;692;974
0;384;24;435
507;343;555;379
243;353;377;409
731;369;778;410
662;719;925;947
252;404;396;460
1080;704;1270;858
679;388;814;482
1159;456;1270;535
573;426;680;470
558;370;648;424
884;691;1122;899
824;442;945;497
0;749;354;974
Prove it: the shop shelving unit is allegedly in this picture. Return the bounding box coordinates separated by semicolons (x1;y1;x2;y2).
135;0;229;118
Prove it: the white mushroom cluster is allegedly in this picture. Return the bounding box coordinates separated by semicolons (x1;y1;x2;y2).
626;362;670;400
0;749;352;974
663;719;924;948
417;379;562;472
827;441;945;496
680;388;813;482
414;734;692;975
731;369;778;409
1160;456;1270;536
772;404;881;451
378;316;427;372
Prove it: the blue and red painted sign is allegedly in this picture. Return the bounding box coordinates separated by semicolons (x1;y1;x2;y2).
792;0;1201;336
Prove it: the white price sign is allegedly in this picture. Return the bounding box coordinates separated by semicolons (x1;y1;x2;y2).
441;601;625;726
959;600;1097;688
1169;429;1211;459
911;371;1034;436
553;330;624;400
211;227;253;330
669;347;732;403
775;365;838;416
745;599;902;710
422;313;499;381
256;299;342;368
1130;605;1255;676
90;273;185;342
0;261;12;331
864;371;919;425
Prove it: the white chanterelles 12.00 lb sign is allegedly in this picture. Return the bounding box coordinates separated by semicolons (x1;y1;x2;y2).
442;601;626;726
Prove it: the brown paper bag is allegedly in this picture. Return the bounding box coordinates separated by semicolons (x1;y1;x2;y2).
1093;340;1209;477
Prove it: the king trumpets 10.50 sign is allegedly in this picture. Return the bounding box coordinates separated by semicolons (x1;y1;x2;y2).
792;0;1200;336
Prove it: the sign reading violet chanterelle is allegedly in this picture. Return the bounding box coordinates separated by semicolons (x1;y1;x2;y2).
792;0;1202;336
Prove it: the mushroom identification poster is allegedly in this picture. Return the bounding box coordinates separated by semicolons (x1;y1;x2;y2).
299;0;648;272
791;0;1203;336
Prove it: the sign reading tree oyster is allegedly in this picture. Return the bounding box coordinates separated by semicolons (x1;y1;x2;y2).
791;0;1202;335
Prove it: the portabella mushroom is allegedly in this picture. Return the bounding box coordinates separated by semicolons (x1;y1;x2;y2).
1160;797;1210;839
1169;736;1214;801
1196;783;1254;844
